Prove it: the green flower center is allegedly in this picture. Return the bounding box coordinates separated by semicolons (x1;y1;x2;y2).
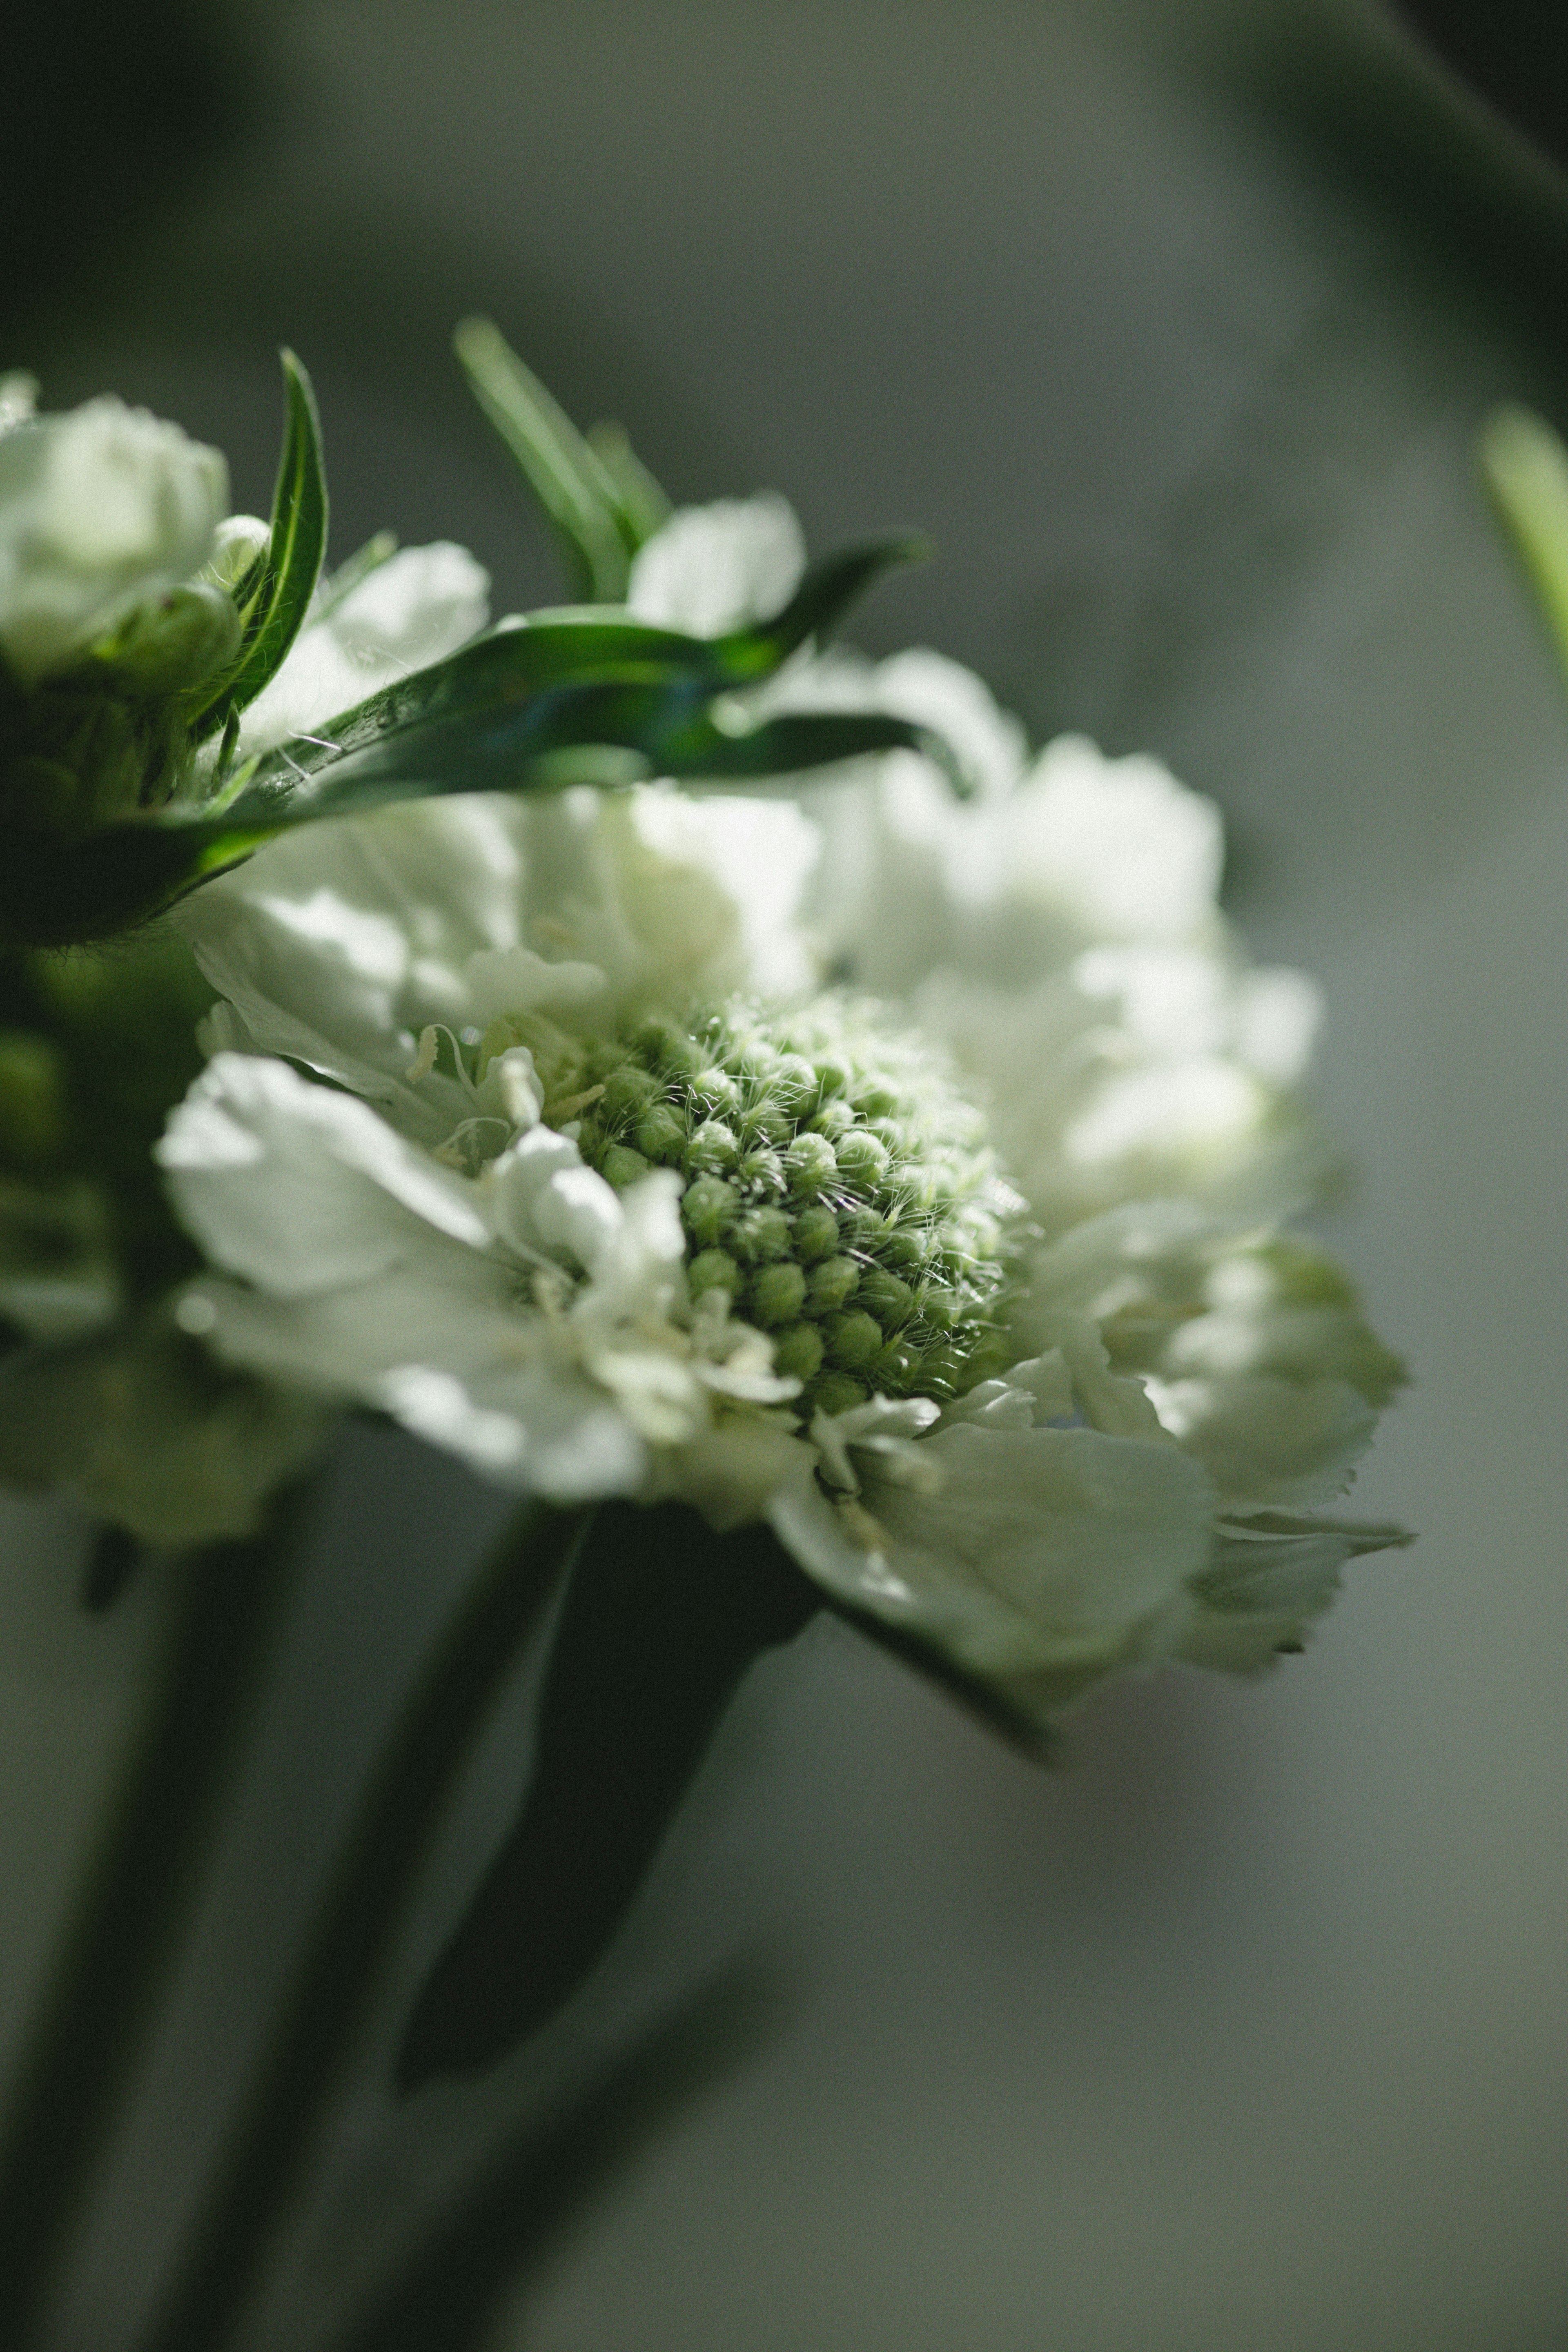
496;995;1020;1422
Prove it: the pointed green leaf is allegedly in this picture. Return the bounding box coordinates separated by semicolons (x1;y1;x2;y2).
586;418;673;552
1481;403;1568;681
397;1504;816;2085
183;351;328;743
715;533;931;677
456;317;631;600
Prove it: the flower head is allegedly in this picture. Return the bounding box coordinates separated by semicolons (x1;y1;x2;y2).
157;496;1406;1733
0;392;229;687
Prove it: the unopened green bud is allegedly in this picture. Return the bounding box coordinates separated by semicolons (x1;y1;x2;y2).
737;1146;785;1196
871;1338;920;1391
834;1129;890;1188
686;1118;739;1175
599;1064;660;1125
201;513;270;592
749;1261;807;1326
810;1372;866;1417
772;1322;824;1383
826;1309;883;1370
791;1203;840;1263
859;1268;915;1329
782;1131;837;1195
806;1254;860;1315
682;1174;737;1245
635;1102;686;1163
769;1053;817;1113
600;1143;650;1189
689;1247;742;1298
742;1097;792;1146
688;1067;741;1118
91;580;242;695
732;1206;792;1264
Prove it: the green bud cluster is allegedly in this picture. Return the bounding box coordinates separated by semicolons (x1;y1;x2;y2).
510;995;1020;1421
0;584;243;842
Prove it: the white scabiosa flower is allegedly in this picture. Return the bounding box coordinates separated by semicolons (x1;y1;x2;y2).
0;394;229;684
160;610;1405;1734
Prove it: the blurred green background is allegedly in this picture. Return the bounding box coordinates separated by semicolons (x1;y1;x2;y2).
2;4;1566;2347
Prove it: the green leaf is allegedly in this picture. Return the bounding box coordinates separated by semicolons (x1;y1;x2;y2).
1481;403;1568;682
714;533;931;677
183;350;328;743
0;528;944;945
586;418;673;550
396;1503;817;2086
456;317;634;601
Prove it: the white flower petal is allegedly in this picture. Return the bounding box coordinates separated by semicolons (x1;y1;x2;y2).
775;1421;1217;1725
0;396;227;679
159;1054;492;1295
239;541;490;751
627;494;805;635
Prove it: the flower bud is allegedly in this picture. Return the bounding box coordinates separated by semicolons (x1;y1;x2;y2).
89;580;242;695
0;395;227;683
748;1261;806;1326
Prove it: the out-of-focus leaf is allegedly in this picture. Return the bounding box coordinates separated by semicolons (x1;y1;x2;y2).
586;417;673;548
713;533;931;678
328;1968;777;2352
1481;403;1568;681
456;317;633;600
183;351;328;743
81;1524;142;1613
0;526;942;946
397;1504;818;2087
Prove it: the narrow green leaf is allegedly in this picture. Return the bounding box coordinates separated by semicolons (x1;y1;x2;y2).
713;534;931;678
455;317;630;600
397;1504;817;2085
183;350;329;742
1481;403;1568;681
586;418;673;552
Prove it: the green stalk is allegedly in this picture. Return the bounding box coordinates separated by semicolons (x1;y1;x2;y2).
0;1502;309;2346
136;1499;592;2352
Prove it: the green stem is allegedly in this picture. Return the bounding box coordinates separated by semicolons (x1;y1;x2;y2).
136;1500;592;2352
0;1502;308;2346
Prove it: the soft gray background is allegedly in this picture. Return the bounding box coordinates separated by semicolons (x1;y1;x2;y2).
2;2;1566;2346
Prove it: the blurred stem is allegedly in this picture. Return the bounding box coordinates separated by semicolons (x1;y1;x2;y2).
0;1498;311;2349
136;1499;593;2352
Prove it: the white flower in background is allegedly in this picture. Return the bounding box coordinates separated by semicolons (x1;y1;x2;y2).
627;493;806;636
237;541;492;755
0;393;229;684
158;497;1405;1731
